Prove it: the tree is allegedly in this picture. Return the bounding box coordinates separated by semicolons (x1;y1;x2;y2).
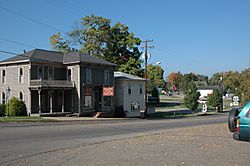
147;64;165;92
167;72;183;90
207;89;222;112
238;68;250;103
184;82;200;111
50;15;142;76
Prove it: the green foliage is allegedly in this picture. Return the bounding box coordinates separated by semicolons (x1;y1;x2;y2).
6;97;27;116
184;82;200;111
118;57;143;76
151;87;159;98
0;104;6;116
147;64;165;91
50;15;142;76
207;89;222;109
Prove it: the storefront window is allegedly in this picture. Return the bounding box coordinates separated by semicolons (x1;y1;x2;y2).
103;96;112;107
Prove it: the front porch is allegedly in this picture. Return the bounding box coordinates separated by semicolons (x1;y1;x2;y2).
30;88;75;116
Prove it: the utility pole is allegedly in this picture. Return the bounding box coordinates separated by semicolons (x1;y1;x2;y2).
141;39;154;118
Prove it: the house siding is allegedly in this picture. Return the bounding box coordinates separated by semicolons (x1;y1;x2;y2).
0;63;31;114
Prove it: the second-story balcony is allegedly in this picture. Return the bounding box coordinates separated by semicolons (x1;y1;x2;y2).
30;79;75;88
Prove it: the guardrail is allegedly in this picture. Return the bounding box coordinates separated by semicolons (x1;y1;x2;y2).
30;79;74;88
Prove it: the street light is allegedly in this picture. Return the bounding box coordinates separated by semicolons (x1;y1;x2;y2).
220;74;224;112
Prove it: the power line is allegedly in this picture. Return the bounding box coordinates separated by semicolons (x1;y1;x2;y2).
0;38;36;48
0;5;66;34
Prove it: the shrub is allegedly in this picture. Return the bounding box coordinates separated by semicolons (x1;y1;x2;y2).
151;87;159;99
184;81;200;111
0;104;6;116
207;88;222;112
6;97;27;116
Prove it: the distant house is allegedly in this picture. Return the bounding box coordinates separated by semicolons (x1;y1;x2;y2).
0;49;116;116
114;72;145;117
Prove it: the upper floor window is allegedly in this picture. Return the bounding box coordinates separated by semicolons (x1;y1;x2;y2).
18;67;24;83
139;84;143;94
2;92;5;104
67;69;72;81
104;70;113;85
19;92;24;101
2;69;6;84
86;68;92;84
38;66;44;79
48;67;54;80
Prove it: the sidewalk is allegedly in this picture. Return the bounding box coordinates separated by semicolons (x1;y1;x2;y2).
42;116;138;121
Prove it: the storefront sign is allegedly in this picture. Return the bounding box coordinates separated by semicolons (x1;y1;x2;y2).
103;86;114;96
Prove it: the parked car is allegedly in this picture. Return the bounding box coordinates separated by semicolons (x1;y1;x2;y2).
228;100;250;141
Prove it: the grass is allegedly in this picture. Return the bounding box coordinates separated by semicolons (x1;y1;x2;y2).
0;116;58;122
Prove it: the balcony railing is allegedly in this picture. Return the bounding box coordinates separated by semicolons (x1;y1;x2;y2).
30;79;74;88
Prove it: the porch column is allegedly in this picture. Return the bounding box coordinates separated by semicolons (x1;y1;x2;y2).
62;89;65;113
28;90;31;116
71;89;74;112
50;90;53;114
38;88;41;115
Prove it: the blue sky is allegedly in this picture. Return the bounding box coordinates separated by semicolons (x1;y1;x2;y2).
0;0;249;77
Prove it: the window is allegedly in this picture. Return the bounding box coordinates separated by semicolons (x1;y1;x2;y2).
86;68;92;84
19;68;23;83
246;109;250;118
2;69;6;83
131;102;140;111
19;92;24;101
38;66;44;79
103;96;112;107
139;84;143;94
128;84;131;94
104;70;113;85
84;96;92;108
2;92;5;104
67;69;71;81
48;67;53;80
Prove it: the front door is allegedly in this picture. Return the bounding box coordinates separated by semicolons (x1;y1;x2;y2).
94;87;102;112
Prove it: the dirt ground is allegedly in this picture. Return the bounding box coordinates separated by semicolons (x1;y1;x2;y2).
9;123;250;166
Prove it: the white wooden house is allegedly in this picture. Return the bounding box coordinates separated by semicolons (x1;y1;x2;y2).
114;72;145;117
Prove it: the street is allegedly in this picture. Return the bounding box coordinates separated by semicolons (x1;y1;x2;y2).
0;113;248;166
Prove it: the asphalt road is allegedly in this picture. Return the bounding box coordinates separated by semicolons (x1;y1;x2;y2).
0;113;227;165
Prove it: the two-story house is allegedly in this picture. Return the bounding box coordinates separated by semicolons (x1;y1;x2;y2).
0;49;115;116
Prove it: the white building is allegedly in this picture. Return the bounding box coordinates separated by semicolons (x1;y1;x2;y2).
114;72;145;117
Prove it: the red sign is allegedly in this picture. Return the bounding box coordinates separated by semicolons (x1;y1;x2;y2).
103;86;114;96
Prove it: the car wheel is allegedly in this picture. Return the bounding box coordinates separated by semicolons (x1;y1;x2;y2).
228;108;239;132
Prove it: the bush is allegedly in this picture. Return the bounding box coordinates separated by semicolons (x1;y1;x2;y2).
6;97;27;116
151;87;159;99
0;104;6;116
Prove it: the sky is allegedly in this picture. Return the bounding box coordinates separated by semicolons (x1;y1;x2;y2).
0;0;250;77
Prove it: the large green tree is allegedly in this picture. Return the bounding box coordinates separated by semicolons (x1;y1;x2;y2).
184;81;200;111
147;64;165;92
50;15;142;76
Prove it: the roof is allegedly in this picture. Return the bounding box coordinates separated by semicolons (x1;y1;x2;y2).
64;52;116;66
0;49;116;66
114;72;145;81
0;49;63;65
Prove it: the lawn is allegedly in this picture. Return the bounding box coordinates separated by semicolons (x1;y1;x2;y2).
0;116;58;122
